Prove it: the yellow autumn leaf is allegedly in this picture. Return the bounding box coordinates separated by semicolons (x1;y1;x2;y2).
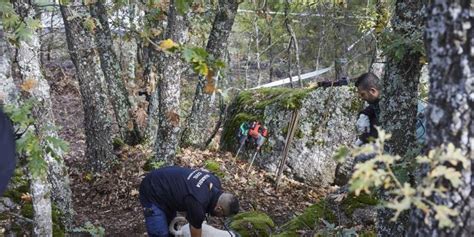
159;39;178;50
20;79;38;92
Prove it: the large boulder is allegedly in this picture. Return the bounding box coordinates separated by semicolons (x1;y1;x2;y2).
221;86;362;187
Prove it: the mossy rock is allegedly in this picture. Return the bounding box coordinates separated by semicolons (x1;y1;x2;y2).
221;87;314;152
230;211;275;237
204;160;224;178
341;192;378;216
275;199;336;236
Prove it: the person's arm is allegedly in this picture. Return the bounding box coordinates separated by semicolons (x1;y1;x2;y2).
183;195;206;237
189;225;202;237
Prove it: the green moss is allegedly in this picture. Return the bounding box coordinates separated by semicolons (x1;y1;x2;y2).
281;125;303;139
252;87;314;110
230;211;275;237
294;129;304;139
20;203;33;218
221;88;314;152
204;160;224;178
143;158;166;171
341;192;378;216
112;137;125;150
360;230;377;237
52;205;66;237
276;199;336;236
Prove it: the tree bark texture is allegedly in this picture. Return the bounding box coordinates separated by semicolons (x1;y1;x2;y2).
334;5;348;81
144;8;166;146
89;1;142;145
1;11;53;235
14;1;74;228
154;0;189;164
408;1;473;236
377;1;425;236
60;2;115;172
181;0;240;148
30;174;53;237
370;0;389;78
0;23;18;106
379;0;425;156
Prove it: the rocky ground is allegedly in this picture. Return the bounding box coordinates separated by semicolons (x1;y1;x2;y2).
48;66;329;236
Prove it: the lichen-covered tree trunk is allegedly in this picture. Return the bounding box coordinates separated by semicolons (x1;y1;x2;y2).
89;1;142;145
14;1;74;227
370;0;389;78
154;0;189;164
0;23;18;106
377;1;425;236
30;174;53;236
408;1;473;236
60;2;115;172
144;8;165;146
181;0;240;148
1;13;52;235
334;4;348;81
379;0;425;155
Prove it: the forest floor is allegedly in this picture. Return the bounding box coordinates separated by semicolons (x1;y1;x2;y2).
49;67;329;236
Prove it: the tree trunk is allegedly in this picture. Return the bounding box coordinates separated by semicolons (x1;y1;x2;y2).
154;0;189;164
1;9;53;235
369;0;389;78
14;1;74;227
408;1;473;236
334;5;348;81
89;0;142;145
377;1;425;236
144;7;166;146
60;2;115;172
30;174;53;236
0;23;18;106
380;0;425;156
181;0;240;148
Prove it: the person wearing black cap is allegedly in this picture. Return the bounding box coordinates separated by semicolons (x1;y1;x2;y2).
0;108;16;196
139;166;239;237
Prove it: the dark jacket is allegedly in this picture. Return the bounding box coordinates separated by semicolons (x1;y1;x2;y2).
0;109;16;196
357;101;380;145
139;166;223;228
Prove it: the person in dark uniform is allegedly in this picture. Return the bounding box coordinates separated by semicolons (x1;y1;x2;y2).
354;72;381;146
0;108;16;196
139;166;239;237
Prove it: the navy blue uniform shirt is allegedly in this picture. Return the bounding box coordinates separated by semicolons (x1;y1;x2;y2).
358;101;380;144
0;108;16;196
139;166;223;228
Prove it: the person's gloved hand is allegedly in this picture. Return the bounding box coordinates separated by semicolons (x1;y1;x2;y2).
356;114;370;134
